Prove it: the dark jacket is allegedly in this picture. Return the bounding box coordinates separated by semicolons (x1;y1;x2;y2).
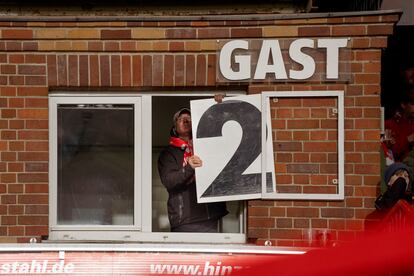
158;145;228;229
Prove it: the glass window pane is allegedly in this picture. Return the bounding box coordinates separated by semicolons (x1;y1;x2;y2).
57;104;134;225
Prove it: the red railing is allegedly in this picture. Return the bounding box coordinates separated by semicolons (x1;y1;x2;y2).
376;200;414;232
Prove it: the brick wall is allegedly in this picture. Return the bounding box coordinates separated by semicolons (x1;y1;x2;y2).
0;12;399;243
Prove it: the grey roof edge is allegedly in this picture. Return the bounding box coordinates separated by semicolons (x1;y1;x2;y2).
0;9;403;22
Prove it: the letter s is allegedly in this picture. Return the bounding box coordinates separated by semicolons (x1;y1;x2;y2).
1;264;10;274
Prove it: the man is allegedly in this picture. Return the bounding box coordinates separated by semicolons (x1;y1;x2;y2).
385;85;414;161
375;162;413;210
157;107;228;232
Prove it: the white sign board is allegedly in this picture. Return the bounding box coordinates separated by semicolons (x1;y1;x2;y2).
191;95;275;203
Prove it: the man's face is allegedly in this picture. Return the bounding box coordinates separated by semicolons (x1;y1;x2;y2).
402;67;414;85
401;102;414;119
175;113;192;137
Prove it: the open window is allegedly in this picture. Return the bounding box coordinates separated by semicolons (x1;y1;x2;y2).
190;91;344;203
49;93;246;242
261;91;344;200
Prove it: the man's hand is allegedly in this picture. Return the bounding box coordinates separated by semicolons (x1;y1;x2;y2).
214;93;225;103
188;155;203;169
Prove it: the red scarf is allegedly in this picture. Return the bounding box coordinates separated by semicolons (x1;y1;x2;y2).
169;137;193;167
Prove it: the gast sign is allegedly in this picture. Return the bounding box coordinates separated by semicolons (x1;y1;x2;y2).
218;38;349;81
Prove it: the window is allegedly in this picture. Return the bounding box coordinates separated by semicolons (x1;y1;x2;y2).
49;93;245;243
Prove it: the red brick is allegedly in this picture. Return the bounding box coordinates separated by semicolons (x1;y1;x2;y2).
25;163;48;172
166;28;196;39
26;226;48;236
9;205;24;215
303;142;336;152
2;216;17;225
9;54;24;63
142;55;152;86
18;130;48;140
169;42;184;51
231;28;262;38
17;87;48;97
1;152;16;161
18;216;48;225
2;29;32;39
26;141;48;151
18;65;46;75
198;28;229;38
9;76;24;85
18;173;48;183
274;142;302;152
8;226;24;236
8;98;24;108
25;54;45;64
2;172;16;183
329;219;346;230
367;24;393;35
68;55;79;87
104;42;119;51
249;207;269;217
1;64;16;74
111;55;121;87
196;55;206;86
270;229;302;239
57;55;68;86
164;55;174;86
298;26;330;36
186;55;195;86
26;120;48;130
100;55;110;86
88;41;103;51
25;205;48;214
321;208;354;218
18;152;48;161
2;109;16;118
9;141;24;151
332;25;365;36
121;55;131;87
355;50;381;62
25;76;46;85
247;228;269;239
8;183;23;193
249;217;275;228
25;184;49;193
7;163;23;172
101;29;131;39
132;55;142;87
18;195;48;204
152;55;163;86
18;109;48;119
79;55;89;86
175;55;185;86
47;55;57;86
2;195;16;204
276;218;292;228
287;207;319;218
1;130;16;140
89;55;99;86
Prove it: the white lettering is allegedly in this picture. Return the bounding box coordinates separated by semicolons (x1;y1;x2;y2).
218;38;348;81
1;264;10;274
254;40;287;80
318;38;348;79
289;38;316;79
219;40;251;80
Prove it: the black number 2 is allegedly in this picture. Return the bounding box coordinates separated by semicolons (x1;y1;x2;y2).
196;100;272;198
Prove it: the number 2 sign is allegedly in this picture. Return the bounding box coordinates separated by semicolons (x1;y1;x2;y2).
191;95;275;203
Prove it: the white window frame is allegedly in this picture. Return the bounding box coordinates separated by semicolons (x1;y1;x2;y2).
49;92;246;243
49;94;142;234
261;91;345;200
